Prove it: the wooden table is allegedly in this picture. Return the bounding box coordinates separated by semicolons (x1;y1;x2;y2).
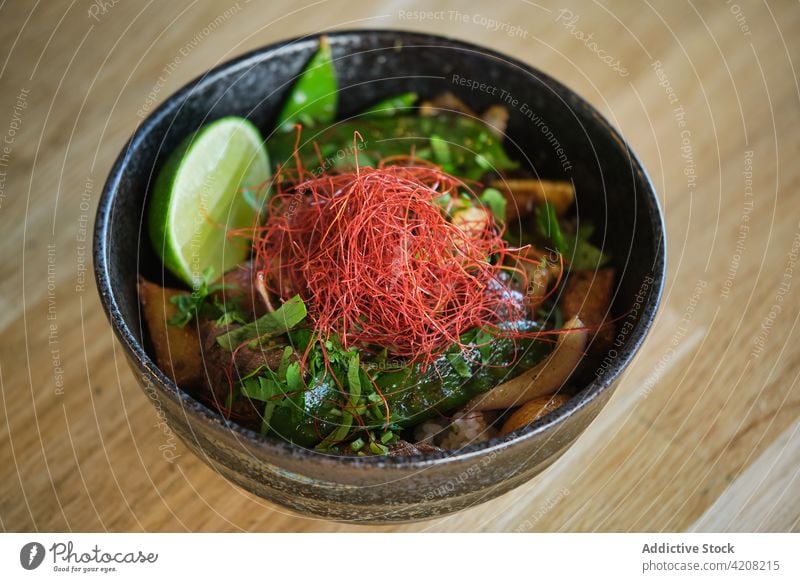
1;0;798;532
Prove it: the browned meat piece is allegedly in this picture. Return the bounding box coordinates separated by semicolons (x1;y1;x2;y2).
419;92;477;117
516;246;563;309
489;178;574;220
560;268;616;353
388;440;445;456
138;277;203;388
212;261;269;319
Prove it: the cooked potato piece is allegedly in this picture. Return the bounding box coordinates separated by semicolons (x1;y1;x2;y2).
138;277;203;388
490;179;574;219
560;268;616;353
501;394;570;435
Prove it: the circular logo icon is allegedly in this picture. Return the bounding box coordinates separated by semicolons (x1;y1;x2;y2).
19;542;45;570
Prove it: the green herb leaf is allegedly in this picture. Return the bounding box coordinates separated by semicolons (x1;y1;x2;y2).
346;353;362;400
260;400;277;435
315;352;362;451
275;346;292;382
213;297;249;327
361;92;417;117
446;351;472;378
369;441;389;455
479;187;507;224
216;295;308;351
288;328;314;352
240;376;281;401
474;153;493;171
534;201;610;268
565;223;611;269
472;327;496;364
285;361;302;393
430;135;453;171
535;201;568;254
276;36;337;131
167;266;228;327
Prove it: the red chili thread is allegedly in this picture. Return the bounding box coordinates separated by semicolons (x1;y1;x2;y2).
251;139;541;370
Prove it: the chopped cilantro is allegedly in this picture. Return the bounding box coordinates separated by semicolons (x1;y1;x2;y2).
168;267;228;327
216;295;308;351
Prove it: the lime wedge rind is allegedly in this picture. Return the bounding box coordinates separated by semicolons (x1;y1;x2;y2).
148;116;270;288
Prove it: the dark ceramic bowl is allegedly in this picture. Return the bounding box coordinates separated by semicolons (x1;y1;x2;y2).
94;30;665;523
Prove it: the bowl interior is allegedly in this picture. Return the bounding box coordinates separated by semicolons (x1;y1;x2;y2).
96;30;664;462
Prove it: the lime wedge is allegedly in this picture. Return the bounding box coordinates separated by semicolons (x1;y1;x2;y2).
148;117;270;288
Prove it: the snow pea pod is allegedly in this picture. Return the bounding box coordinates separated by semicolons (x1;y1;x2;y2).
275;36;337;132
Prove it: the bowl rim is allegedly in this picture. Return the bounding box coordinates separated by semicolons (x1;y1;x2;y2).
94;28;666;470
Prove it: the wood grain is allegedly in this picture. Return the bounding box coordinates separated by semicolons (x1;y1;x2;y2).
0;0;798;532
